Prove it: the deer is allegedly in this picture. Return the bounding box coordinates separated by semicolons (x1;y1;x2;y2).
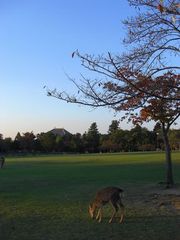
88;186;125;223
0;156;5;169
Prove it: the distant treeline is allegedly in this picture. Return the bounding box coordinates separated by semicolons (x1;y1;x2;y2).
0;121;179;154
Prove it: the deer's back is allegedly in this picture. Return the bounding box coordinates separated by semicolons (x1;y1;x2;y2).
94;186;123;204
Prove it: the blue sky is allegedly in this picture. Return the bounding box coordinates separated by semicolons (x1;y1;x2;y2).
0;0;179;139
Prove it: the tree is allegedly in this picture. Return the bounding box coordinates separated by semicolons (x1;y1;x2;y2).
130;125;156;151
21;132;36;152
0;134;3;152
55;135;64;152
47;0;179;187
108;120;119;134
122;0;180;77
136;75;179;186
46;0;180;102
14;132;23;151
37;132;56;152
107;121;126;152
168;129;180;150
1;138;13;153
86;122;100;153
70;133;85;153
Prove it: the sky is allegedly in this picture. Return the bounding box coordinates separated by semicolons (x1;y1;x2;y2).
0;0;179;139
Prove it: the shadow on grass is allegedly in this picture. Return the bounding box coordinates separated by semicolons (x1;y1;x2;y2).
0;213;179;240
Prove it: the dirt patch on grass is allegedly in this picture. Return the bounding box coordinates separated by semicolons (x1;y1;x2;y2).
147;185;180;214
124;183;180;216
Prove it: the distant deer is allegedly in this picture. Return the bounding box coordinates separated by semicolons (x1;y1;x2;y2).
88;186;125;223
0;156;5;169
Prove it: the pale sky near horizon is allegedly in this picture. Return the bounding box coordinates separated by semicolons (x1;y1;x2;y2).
0;0;179;139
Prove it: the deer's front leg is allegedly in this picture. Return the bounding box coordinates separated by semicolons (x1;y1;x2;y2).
96;208;102;222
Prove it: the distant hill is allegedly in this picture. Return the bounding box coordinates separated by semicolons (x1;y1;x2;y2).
48;128;71;137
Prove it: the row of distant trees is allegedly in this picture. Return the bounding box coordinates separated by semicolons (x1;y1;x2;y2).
0;121;179;154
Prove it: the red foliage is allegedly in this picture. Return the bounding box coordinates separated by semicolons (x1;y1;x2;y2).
157;4;164;13
115;71;179;125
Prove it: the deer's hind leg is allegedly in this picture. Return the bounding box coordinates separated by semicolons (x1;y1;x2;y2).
109;201;118;223
118;200;125;223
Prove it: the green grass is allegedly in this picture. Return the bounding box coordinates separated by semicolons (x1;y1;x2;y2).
0;152;180;240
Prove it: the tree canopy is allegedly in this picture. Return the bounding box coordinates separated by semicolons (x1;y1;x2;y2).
47;0;180;187
122;0;180;75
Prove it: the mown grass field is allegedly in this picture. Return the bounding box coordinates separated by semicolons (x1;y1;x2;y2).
0;152;180;240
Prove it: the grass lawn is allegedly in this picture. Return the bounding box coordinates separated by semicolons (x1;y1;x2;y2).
0;152;180;240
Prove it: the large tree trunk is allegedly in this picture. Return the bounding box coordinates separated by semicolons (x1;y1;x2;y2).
162;125;174;188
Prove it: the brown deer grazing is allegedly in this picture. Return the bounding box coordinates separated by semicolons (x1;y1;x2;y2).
88;186;125;223
0;156;5;169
